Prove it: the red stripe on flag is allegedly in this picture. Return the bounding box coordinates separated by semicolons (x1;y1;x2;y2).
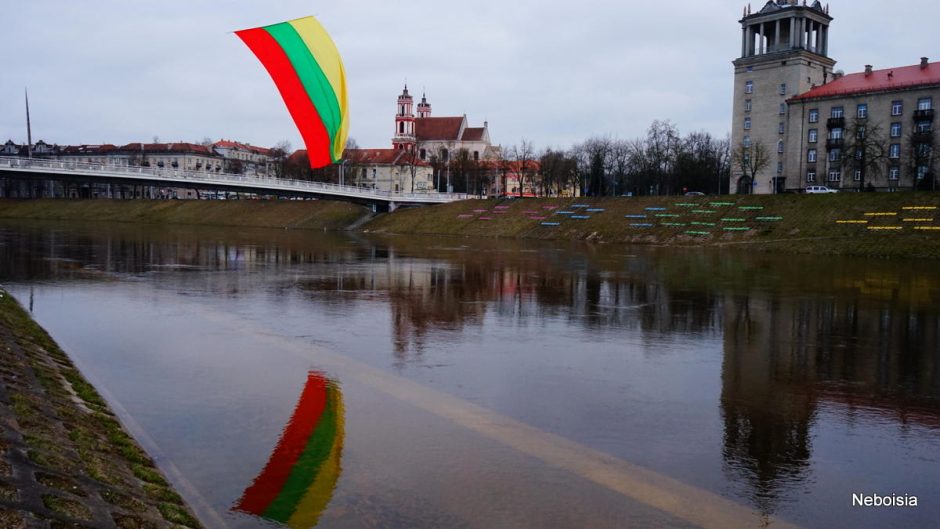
235;28;332;168
235;372;329;515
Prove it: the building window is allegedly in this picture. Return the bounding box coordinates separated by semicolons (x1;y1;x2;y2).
889;143;901;159
777;162;784;173
779;103;786;115
778;140;785;153
891;100;903;116
829;148;841;162
807;149;817;163
745;80;754;94
917;166;930;180
807;170;817;182
744;117;751;130
808;129;818;143
809;109;819;123
854;169;862;181
778;122;785;134
779;83;787;95
888;167;900;180
917;121;933;133
419;148;426;160
473;151;480;161
857;104;868;119
830;128;843;140
857;125;866;139
831;106;844;118
918;97;933;111
743;135;751;147
828;170;842;182
745;99;752;112
890;122;902;138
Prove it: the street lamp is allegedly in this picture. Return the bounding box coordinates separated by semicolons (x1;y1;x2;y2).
339;159;349;187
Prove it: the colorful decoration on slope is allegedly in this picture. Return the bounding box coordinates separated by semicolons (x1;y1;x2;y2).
235;371;343;528
236;17;349;168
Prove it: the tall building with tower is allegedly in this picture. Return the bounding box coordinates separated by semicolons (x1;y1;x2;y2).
731;0;835;194
732;1;939;194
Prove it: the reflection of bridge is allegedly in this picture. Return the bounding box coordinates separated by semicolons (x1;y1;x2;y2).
0;156;471;210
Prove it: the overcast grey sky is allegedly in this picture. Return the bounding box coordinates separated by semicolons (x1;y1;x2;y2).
1;1;937;152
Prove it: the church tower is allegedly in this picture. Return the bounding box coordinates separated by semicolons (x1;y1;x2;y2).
731;0;836;194
393;85;416;151
417;93;432;118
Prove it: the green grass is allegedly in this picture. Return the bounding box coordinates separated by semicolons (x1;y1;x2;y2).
363;193;940;259
0;198;368;231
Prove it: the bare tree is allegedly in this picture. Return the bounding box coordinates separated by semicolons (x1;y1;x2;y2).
507;139;536;196
842;119;888;191
268;140;292;178
732;141;770;195
908;126;937;191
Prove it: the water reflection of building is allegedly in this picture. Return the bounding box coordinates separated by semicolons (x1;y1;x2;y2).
720;291;940;515
235;371;343;528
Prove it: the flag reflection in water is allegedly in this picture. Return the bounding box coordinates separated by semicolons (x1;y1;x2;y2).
235;371;343;528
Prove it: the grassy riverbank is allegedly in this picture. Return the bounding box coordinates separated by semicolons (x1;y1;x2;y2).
363;193;940;259
0;198;369;231
0;289;202;528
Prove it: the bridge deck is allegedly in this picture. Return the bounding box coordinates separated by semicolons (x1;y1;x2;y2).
0;156;470;205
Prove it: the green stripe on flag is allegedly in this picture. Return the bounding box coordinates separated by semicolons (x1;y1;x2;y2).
263;387;339;522
264;23;342;146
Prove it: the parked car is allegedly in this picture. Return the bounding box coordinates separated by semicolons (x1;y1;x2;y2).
805;185;838;194
684;191;705;196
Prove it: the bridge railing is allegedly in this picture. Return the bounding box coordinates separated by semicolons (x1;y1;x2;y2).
0;156;472;202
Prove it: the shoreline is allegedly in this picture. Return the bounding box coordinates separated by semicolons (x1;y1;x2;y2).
0;288;203;528
2;195;940;258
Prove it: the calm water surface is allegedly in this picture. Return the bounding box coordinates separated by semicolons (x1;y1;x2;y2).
0;220;938;529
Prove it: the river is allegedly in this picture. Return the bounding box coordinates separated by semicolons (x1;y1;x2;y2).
0;220;937;529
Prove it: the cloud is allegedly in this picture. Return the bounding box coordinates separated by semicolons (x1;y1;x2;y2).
1;0;936;152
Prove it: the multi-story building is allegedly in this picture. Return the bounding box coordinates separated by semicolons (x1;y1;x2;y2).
731;0;938;193
341;148;434;193
788;61;937;191
731;0;836;194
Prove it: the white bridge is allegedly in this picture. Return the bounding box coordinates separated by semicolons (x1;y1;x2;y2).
0;156;471;209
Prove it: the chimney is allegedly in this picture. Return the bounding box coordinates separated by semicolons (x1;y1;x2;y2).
921;57;929;69
864;65;873;76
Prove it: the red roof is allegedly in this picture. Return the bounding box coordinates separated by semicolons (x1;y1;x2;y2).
461;127;486;141
415;117;464;141
343;148;429;166
213;139;272;155
60;144;118;154
791;60;940;101
117;142;214;155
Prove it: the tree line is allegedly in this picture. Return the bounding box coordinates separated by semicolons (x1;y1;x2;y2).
280;120;732;196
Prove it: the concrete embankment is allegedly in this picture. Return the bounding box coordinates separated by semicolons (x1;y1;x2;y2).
0;198;370;231
0;289;203;528
362;193;940;259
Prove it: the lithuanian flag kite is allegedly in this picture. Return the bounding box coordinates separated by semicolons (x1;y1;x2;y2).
236;17;349;169
235;372;344;528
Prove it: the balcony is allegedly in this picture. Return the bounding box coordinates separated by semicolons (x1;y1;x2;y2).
826;138;844;150
912;131;934;144
914;109;935;121
827;117;845;128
